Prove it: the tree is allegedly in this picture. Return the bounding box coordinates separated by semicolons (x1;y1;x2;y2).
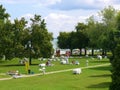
86;6;117;56
0;5;53;61
57;32;71;49
109;10;120;90
12;18;28;58
57;30;89;56
71;31;89;56
0;20;14;60
75;22;89;55
30;14;53;59
75;22;87;32
86;16;97;56
110;44;120;90
86;6;120;90
0;5;10;20
0;5;13;60
116;11;120;31
98;6;117;56
57;22;89;56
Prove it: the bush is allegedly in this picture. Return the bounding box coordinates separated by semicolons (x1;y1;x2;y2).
110;44;120;90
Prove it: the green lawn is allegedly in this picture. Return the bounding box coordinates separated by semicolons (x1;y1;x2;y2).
0;57;110;74
0;57;111;90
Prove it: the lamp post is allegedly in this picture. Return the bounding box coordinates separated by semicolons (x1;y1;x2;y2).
28;28;32;65
28;40;32;65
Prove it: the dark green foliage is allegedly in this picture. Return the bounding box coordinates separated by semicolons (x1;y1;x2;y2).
57;23;89;56
110;44;120;90
30;14;53;58
12;18;28;58
0;5;53;60
0;5;10;20
75;22;87;32
57;32;71;49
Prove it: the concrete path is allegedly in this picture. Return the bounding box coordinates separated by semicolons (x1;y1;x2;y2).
0;63;110;81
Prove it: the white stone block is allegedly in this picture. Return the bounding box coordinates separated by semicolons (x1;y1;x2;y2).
73;68;81;74
97;55;102;60
39;63;46;67
61;60;67;64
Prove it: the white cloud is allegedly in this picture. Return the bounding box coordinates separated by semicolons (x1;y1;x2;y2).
1;0;120;11
20;13;34;19
114;4;120;9
32;0;61;8
44;13;89;37
1;0;41;5
18;13;34;27
0;0;61;5
0;0;16;4
1;0;120;38
48;0;120;10
41;0;61;6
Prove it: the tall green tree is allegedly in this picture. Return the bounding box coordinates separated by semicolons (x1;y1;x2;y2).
75;22;87;32
57;32;71;49
0;20;14;60
116;11;120;31
75;22;89;55
0;5;13;60
110;43;120;90
98;6;117;55
109;10;120;90
86;16;98;55
0;5;10;20
86;6;117;56
12;17;28;58
30;14;53;60
70;31;89;56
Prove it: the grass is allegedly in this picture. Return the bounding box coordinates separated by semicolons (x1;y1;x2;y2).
0;65;111;90
0;57;109;74
0;57;112;90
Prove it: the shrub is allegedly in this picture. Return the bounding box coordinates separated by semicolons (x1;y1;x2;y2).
110;44;120;90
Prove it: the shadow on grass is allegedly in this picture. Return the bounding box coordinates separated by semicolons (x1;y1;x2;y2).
87;82;110;88
0;64;24;67
89;65;112;71
0;60;6;64
90;60;109;63
90;74;111;78
0;64;38;67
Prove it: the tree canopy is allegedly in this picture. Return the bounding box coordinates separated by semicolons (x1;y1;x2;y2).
0;5;53;61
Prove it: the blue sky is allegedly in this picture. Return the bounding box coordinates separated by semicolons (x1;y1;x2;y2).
0;0;120;38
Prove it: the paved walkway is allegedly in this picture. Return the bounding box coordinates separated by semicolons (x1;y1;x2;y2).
0;63;110;81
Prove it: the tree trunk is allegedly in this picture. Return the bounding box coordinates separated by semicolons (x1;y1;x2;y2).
84;48;87;56
102;49;105;56
102;49;107;57
79;48;82;56
70;48;72;56
104;50;107;56
91;49;94;56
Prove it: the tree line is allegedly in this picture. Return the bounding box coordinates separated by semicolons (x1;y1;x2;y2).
57;6;119;57
57;6;120;90
0;5;53;60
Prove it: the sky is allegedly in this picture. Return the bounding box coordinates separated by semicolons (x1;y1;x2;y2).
0;0;120;38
